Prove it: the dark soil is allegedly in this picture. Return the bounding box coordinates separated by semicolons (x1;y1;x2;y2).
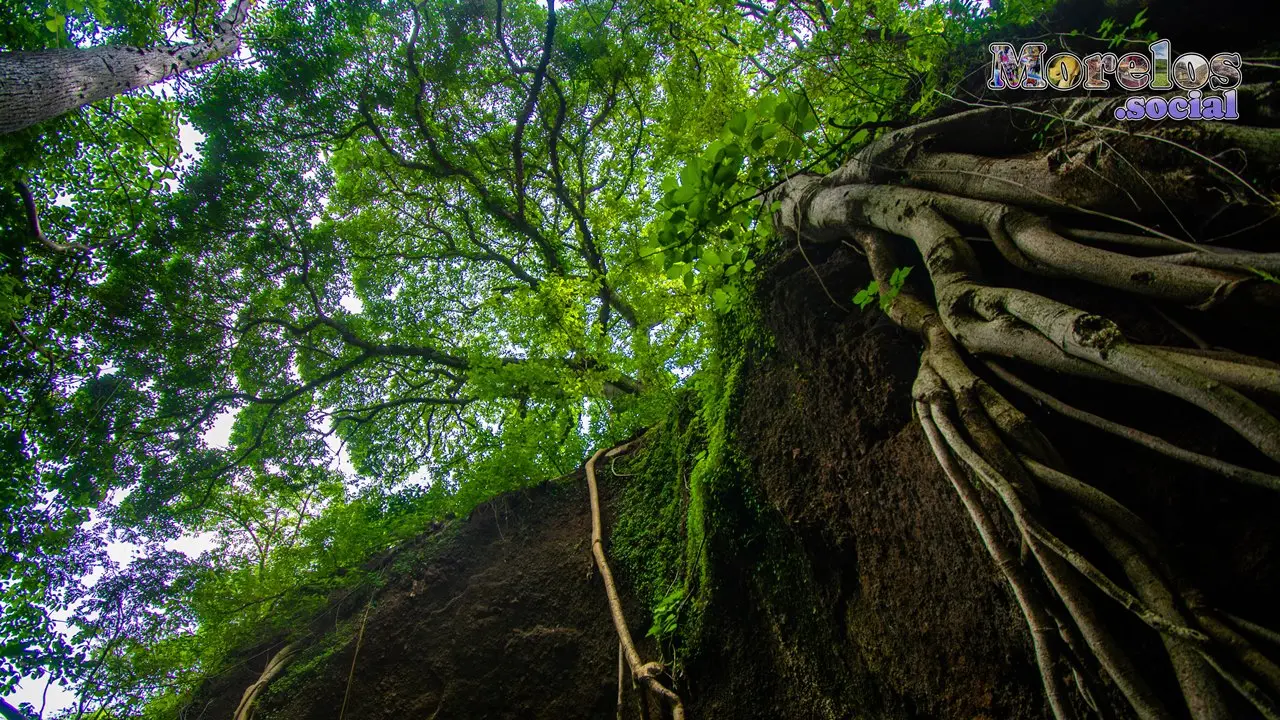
254;475;659;720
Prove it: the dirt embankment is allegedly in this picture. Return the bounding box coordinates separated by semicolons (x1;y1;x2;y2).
204;239;1280;720
245;474;664;720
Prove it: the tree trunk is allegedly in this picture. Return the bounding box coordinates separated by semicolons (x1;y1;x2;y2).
0;0;254;135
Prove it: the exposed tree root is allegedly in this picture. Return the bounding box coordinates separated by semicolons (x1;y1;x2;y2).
233;642;298;720
916;389;1078;720
984;362;1280;492
777;107;1280;718
618;642;626;720
586;442;687;720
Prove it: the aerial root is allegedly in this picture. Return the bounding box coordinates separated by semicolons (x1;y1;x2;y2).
586;442;686;720
926;391;1177;718
1225;614;1280;651
233;641;298;720
777;138;1280;718
899;303;1278;718
984;362;1280;493
913;353;1280;718
1139;347;1280;400
914;387;1077;720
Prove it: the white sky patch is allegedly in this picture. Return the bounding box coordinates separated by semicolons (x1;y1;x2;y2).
402;466;432;489
203;407;238;449
670;364;695;380
106;539;140;567
339;293;364;315
8;676;78;717
177;119;206;168
165;531;219;558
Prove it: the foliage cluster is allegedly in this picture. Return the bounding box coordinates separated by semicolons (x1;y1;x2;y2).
0;0;1075;714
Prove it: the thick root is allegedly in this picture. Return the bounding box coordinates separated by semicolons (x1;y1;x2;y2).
586;443;687;720
775;110;1280;719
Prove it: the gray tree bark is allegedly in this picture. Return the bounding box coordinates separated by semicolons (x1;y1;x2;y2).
0;0;254;135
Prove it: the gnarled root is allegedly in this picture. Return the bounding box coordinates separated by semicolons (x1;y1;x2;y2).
587;442;687;720
778;116;1280;719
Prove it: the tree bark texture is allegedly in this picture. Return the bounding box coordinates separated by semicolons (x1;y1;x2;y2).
0;0;253;134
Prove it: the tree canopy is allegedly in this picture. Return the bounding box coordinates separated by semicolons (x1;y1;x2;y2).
18;0;1250;715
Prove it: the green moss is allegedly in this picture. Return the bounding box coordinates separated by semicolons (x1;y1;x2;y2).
384;519;462;578
259;612;365;712
608;284;774;672
609;394;700;662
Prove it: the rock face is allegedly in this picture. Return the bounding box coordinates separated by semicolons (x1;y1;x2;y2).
726;243;1049;719
203;237;1280;720
255;476;648;720
205;243;1053;720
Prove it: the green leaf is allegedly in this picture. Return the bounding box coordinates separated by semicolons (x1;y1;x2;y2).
798;109;819;134
727;110;747;136
45;11;66;33
679;162;700;189
853;280;880;310
671;184;698;204
712;287;730;312
704;139;725;163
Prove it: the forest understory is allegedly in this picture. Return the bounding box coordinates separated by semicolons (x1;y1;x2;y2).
3;0;1280;717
